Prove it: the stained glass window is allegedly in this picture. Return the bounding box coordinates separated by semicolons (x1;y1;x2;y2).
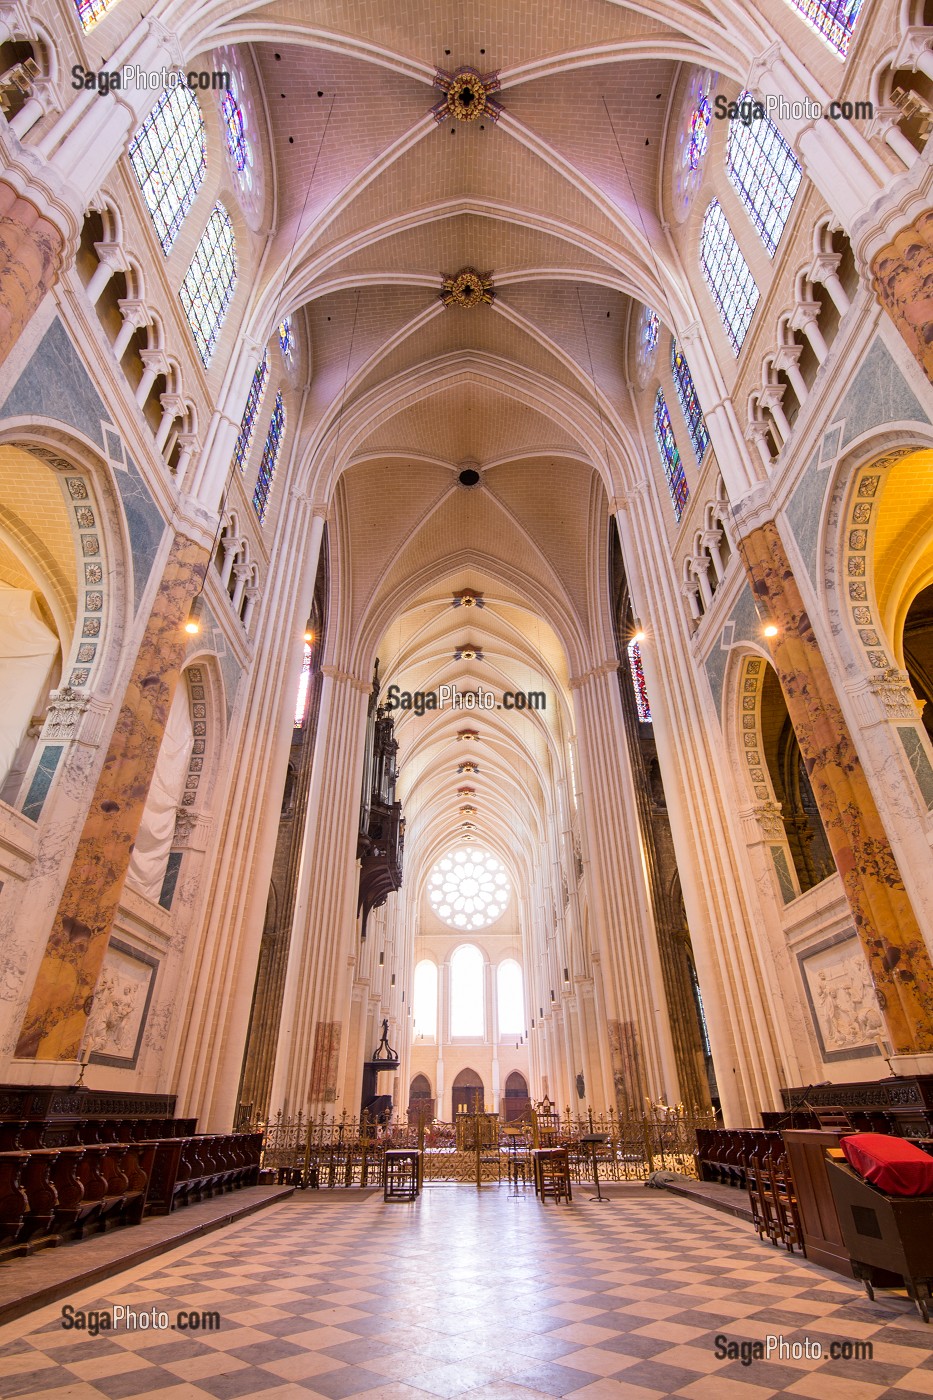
221;89;249;172
129;82;206;255
671;339;710;465
232;353;268;473
294;641;312;726
497;960;525;1037
179;203;237;365
413;960;438;1039
688;93;712;170
783;0;863;57
653;389;690;522
74;0;118;26
642;307;659;354
429;848;510;930
253;391;286;525
450;944;485;1036
727;93;802;255
278;316;294;363
700;201;760;354
627;640;652;723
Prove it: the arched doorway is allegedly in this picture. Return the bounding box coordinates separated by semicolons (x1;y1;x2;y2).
451;1067;484;1116
408;1073;434;1125
503;1070;529;1121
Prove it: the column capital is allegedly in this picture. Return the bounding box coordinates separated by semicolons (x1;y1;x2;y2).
118;297;151;330
321;664;372;694
731;486;775;539
567;659;619;691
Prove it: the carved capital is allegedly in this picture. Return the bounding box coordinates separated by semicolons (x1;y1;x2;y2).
93;240;129;273
750;800;785;841
117;297;151;330
868;666;923;720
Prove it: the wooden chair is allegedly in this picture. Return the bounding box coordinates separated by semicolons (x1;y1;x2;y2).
535;1148;572;1204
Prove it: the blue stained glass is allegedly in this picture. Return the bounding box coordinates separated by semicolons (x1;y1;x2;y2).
221;89;250;171
179;203;237;365
643;307;659;354
671;339;710;465
74;0;117;26
129;81;206;254
688;94;711;170
654;389;689;522
253;392;286;525
232;353;268;473
727;93;802;256
278;316;293;362
700;201;760;354
783;0;863;56
627;640;652;722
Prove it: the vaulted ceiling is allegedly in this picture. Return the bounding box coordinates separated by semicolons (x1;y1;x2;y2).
192;0;769;905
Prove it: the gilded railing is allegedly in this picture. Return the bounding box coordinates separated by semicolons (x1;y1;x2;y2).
250;1104;716;1188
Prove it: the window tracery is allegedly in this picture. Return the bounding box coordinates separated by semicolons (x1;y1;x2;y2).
635;305;660;389
700;200;760;353
727;93;802;255
783;0;863;57
428;847;510;930
672;69;716;223
179;203;237;365
128;82;206;255
232;353;268;474
670;339;710;465
253;391;285;525
653;389;690;522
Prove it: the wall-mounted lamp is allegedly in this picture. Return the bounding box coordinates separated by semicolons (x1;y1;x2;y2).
763;623;779;639
184;595;204;636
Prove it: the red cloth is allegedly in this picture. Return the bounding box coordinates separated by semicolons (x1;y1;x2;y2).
840;1132;933;1197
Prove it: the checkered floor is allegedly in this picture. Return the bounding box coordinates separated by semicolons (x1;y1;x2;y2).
0;1184;931;1399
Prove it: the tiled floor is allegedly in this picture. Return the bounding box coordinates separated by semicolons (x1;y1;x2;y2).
0;1183;930;1399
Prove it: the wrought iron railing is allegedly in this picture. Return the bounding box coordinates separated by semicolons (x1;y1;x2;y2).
250;1103;716;1188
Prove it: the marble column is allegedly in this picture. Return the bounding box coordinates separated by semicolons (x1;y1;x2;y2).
15;533;207;1060
870;209;933;387
742;518;933;1054
0;179;65;370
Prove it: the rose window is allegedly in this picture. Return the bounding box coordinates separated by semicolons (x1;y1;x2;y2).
428;847;510;929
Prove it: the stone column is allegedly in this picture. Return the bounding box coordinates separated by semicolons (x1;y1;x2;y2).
15;530;208;1060
571;661;680;1109
269;667;371;1116
741;517;933;1056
